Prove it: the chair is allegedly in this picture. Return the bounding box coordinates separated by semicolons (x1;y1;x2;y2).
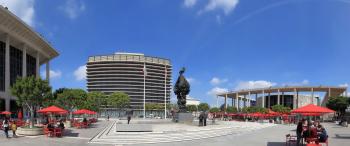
43;127;53;137
54;128;62;137
285;134;297;146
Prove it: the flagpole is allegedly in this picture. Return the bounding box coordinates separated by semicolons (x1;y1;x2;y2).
164;65;167;119
143;62;146;119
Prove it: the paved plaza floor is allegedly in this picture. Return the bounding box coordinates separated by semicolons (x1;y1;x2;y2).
0;119;349;146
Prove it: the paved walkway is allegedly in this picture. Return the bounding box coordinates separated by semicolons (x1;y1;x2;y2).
0;119;349;146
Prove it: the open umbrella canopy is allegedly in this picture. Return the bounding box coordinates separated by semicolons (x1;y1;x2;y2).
0;111;12;115
291;104;335;113
268;109;279;115
73;109;95;115
38;106;67;114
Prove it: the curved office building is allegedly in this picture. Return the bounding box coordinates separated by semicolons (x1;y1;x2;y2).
87;52;172;113
0;6;59;111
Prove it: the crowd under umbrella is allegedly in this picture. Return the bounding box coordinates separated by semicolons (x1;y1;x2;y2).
37;106;68;123
291;104;335;123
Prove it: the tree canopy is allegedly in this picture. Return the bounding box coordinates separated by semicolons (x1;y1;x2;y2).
271;105;291;114
11;76;52;128
186;105;197;112
226;106;238;113
56;88;87;116
209;107;220;113
108;92;130;109
326;96;349;118
80;91;106;112
145;103;163;110
198;103;210;111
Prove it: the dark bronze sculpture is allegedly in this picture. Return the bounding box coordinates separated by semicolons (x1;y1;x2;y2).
174;67;190;112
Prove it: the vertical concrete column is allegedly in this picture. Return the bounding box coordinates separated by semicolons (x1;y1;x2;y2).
224;94;227;112
231;96;234;107
296;91;299;108
5;35;10;111
277;89;280;105
22;45;27;77
46;61;50;82
293;88;297;109
216;96;219;108
268;92;271;108
328;88;331;97
262;90;265;108
255;93;258;106
235;92;239;110
36;52;40;78
248;92;251;107
282;92;284;106
311;88;314;104
243;95;246;107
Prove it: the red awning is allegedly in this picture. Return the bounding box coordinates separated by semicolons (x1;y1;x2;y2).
291;104;335;113
38;106;67;114
73;109;95;115
0;111;12;115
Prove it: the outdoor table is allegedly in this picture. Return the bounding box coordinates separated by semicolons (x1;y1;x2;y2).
54;128;62;137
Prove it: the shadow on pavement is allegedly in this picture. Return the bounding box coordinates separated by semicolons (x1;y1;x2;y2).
334;134;350;139
267;142;285;146
63;129;79;137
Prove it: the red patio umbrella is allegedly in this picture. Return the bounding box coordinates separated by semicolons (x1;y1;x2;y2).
17;111;23;119
38;106;68;114
0;111;12;115
73;109;94;115
291;104;335;114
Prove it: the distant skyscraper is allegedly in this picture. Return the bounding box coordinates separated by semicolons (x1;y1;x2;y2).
87;52;172;113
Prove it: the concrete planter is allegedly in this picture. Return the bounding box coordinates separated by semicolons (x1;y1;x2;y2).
17;127;43;136
65;121;72;128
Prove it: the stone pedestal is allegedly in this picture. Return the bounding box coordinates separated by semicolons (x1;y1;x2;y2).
174;112;193;124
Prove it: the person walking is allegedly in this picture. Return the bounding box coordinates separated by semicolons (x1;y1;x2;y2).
296;120;303;146
11;122;17;138
2;118;9;138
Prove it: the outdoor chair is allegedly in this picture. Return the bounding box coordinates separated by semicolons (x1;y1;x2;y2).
43;127;53;137
285;134;297;146
54;128;62;137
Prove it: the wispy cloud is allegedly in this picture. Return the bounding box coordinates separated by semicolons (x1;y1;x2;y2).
207;87;228;96
234;80;277;90
339;83;349;87
0;0;35;26
200;0;239;15
281;79;310;86
74;65;86;81
41;70;62;79
59;0;86;20
184;0;197;8
210;77;228;85
187;77;196;84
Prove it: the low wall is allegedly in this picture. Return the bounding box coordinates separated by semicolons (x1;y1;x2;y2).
17;127;43;136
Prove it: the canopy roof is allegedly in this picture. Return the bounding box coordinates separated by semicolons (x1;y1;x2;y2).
291;104;335;113
38;106;67;114
0;111;12;115
73;109;96;115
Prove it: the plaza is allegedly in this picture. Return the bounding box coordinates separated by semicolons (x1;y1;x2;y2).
0;119;349;146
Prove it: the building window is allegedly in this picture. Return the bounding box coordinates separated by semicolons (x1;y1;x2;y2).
26;54;36;77
0;41;5;91
10;46;22;86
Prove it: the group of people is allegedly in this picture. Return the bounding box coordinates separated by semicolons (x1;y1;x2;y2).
296;119;328;145
198;112;208;126
1;117;17;138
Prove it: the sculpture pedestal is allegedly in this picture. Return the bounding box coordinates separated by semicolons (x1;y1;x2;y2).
174;112;193;124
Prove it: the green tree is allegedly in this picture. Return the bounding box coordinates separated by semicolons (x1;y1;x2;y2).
56;89;87;119
108;92;130;109
271;105;291;114
326;96;349;118
209;107;220;113
186;105;197;112
81;91;106;112
198;103;210;111
11;76;52;128
226;106;238;113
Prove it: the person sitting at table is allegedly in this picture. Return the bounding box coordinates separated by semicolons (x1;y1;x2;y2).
317;127;328;142
83;118;87;123
58;120;65;130
296;120;303;146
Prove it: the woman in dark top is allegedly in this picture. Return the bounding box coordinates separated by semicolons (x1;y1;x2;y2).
296;121;303;146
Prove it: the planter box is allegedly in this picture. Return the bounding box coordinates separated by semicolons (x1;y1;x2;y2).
17;127;43;136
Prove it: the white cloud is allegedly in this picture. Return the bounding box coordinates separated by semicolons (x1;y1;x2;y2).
74;65;86;81
184;0;197;8
0;0;35;26
187;77;196;84
281;79;310;86
60;0;86;20
207;87;228;96
41;70;62;79
339;83;349;87
210;77;228;85
201;0;239;15
235;80;277;90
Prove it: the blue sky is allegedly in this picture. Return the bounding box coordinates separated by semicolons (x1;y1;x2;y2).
1;0;350;106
